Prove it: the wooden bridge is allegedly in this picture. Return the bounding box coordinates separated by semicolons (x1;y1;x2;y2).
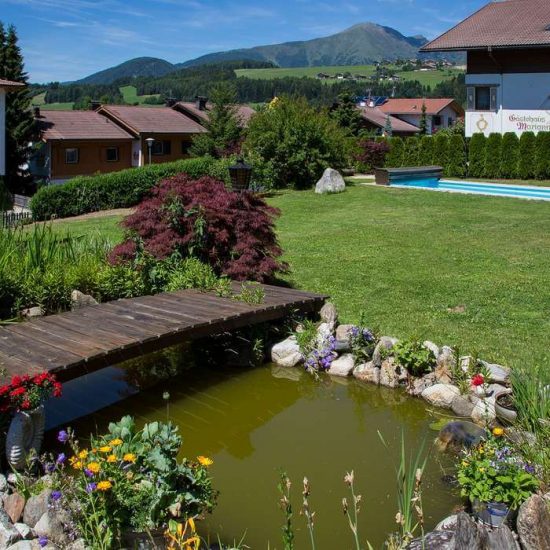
0;283;327;384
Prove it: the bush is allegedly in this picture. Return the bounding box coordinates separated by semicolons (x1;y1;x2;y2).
432;133;449;170
30;157;232;221
402;137;420;166
500;132;520;178
418;136;434;166
467;133;486;178
110;174;287;282
534;132;550;180
385;137;404;167
445;134;467;177
354;139;390;172
392;339;436;377
484;133;502;178
243;96;350;190
517;132;536;180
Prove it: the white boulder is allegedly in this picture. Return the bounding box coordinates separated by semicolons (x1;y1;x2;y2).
315;168;346;194
421;384;460;409
271;336;302;368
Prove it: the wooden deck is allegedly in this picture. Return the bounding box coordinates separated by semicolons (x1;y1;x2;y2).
0;284;327;383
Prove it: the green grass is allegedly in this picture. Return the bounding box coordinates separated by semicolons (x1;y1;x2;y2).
50;185;550;368
120;85;161;106
32;92;74;111
235;65;463;87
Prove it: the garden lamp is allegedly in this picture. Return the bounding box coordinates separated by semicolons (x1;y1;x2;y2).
145;137;154;166
229;158;252;192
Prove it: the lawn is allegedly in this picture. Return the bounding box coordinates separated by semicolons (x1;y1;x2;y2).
119;85;162;106
50;185;550;369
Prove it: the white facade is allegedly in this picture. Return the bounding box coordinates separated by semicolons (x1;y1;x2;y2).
0;89;5;176
466;73;550;137
398;106;459;135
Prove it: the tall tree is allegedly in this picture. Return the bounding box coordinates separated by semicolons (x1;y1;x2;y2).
330;92;362;136
2;24;37;195
419;101;428;135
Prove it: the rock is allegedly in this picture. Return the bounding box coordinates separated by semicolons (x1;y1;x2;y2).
0;509;21;548
406;530;455;549
421;384;459;409
328;354;355;377
434;514;458;532
437;346;456;369
380;357;404;388
481;361;511;385
423;340;439;359
471;396;496;426
451;394;475;418
334;339;351;353
316;322;333;342
66;540;87;550
0;475;7;492
485;524;520;550
372;337;398;367
3;493;26;523
353;361;380;385
270;336;302;368
20;307;43;319
314;168;346;194
506;427;537;446
517;494;550;550
70;290;98;310
434;364;453;384
6;542;39;550
22;489;51;528
436;421;486;453
319;302;338;326
453;512;482;549
13;523;32;540
335;324;354;341
34;509;71;546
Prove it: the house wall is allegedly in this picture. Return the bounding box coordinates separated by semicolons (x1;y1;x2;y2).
138;134;195;166
0;89;5;176
49;140;132;181
395;108;459;135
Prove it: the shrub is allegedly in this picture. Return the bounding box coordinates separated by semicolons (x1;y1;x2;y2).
432;133;449;170
385;137;404;167
500;132;520;178
354;139;390;172
110;174;287;282
402;137;420;166
534;131;550;180
243;96;350;190
517;132;536;180
483;133;502;178
30;157;231;221
392;339;436;377
467;133;486;178
445;134;467;177
418;136;434;166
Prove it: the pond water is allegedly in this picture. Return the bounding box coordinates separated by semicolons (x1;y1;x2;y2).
45;360;459;548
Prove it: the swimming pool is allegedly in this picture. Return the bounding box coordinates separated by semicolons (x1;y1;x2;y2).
390;178;550;201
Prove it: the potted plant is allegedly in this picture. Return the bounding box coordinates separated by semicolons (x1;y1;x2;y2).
457;431;539;527
1;372;62;470
494;389;517;424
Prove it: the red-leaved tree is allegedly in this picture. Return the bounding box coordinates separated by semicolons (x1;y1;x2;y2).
109;175;287;282
355;140;390;172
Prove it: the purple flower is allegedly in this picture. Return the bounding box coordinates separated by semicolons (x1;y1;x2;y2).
51;490;62;501
39;536;48;548
524;463;536;474
57;430;69;443
56;453;66;464
84;468;95;478
86;482;97;493
45;463;56;474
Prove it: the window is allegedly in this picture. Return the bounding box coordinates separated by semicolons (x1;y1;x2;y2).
467;86;498;111
151;140;172;156
433;115;442;126
65;148;79;164
448;117;454;127
106;147;119;162
181;140;192;155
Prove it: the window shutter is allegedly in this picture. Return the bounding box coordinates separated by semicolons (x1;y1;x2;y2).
467;87;475;110
490;87;498;111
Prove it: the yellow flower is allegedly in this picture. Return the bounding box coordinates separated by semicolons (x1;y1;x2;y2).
109;438;123;447
197;456;214;467
87;462;101;474
492;427;504;437
479;467;485;473
461;460;468;467
96;480;112;491
99;446;112;453
78;450;88;460
106;454;117;463
123;453;137;463
72;460;83;471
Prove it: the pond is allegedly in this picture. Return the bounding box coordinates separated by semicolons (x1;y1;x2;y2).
45;360;459;548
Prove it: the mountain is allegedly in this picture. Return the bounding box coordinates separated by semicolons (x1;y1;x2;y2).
178;23;428;69
77;57;176;85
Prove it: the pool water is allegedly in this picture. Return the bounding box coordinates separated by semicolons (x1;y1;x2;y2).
390;178;550;201
47;360;459;548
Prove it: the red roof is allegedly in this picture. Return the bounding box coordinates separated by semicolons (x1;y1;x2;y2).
175;102;256;127
421;0;550;51
98;105;206;136
37;110;134;141
379;99;464;117
359;107;420;134
0;79;24;90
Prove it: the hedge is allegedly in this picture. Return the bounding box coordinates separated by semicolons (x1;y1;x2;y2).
500;133;520;179
31;157;232;221
385;137;404;167
483;133;502;179
535;132;550;180
517;132;536;180
432;133;449;171
446;135;467;178
419;136;434;166
468;133;486;178
403;137;420;166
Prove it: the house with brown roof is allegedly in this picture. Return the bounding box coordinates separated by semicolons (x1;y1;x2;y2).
97;105;207;166
421;0;550;137
32;109;134;183
358;106;421;136
173;97;256;128
0;79;24;176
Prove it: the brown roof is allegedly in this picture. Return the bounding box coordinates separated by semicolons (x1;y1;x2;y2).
0;79;24;90
175;102;256;127
421;0;550;51
37;110;134;141
359;107;420;134
379;98;464;117
98;105;207;136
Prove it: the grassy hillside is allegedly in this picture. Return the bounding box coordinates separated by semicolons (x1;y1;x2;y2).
119;85;162;106
32;92;74;111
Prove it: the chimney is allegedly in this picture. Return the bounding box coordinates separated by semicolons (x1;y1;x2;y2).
33;106;41;118
196;96;208;111
165;97;177;108
90;100;101;111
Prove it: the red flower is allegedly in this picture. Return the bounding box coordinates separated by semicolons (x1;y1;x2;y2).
10;387;26;397
53;382;62;398
0;385;9;396
11;376;22;387
471;374;485;387
21;400;31;410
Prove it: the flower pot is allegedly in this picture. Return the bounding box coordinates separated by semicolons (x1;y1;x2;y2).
494;390;517;425
5;405;45;471
473;500;510;528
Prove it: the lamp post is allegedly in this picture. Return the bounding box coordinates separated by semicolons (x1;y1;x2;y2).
145;137;154;166
229;157;252;192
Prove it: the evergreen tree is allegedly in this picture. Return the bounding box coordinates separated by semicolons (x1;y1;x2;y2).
190;82;243;159
330;92;362;136
484;133;502;178
2;24;37;195
385;136;404;167
384;116;393;137
403;136;420;166
467;133;486;178
534;131;550;180
419;102;428;135
517;132;536;180
419;135;434;166
499;132;520;179
432;133;449;172
445;134;466;177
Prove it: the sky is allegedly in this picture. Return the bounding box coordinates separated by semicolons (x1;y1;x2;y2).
3;0;486;83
